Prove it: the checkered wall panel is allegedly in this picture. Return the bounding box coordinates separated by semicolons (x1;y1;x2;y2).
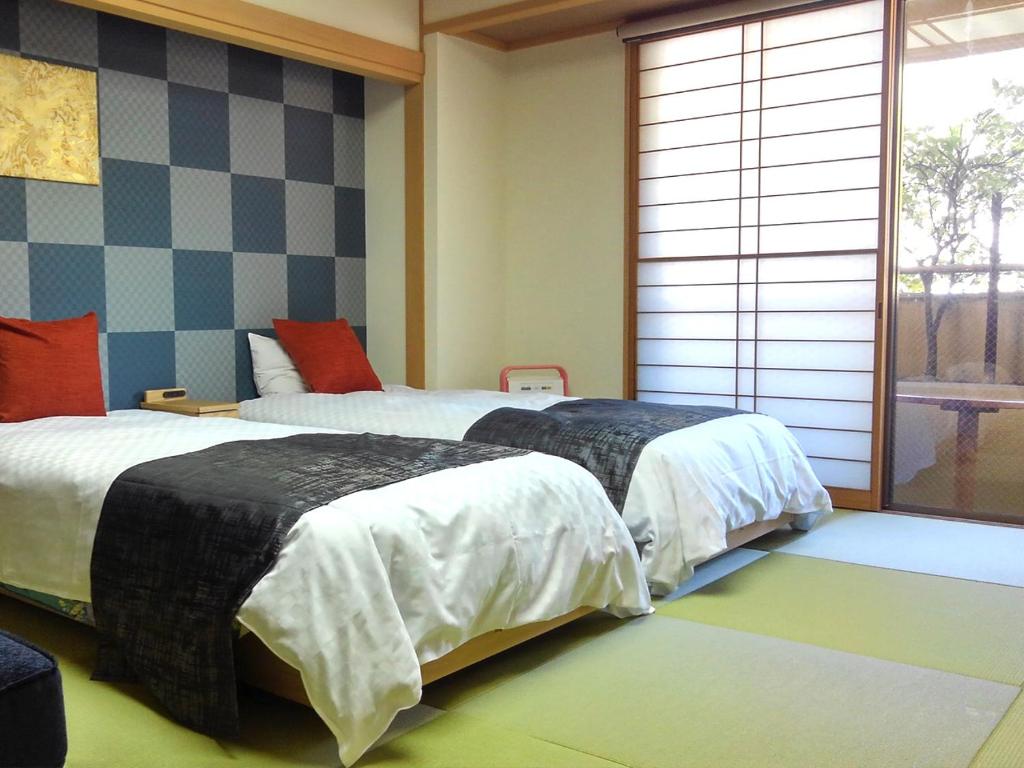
0;0;367;408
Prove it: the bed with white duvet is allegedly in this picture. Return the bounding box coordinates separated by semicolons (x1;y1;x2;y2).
240;384;833;594
0;410;650;766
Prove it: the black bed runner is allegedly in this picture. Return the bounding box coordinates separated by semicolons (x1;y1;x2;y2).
464;399;743;513
90;432;526;737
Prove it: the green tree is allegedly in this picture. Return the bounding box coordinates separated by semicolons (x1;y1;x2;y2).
901;81;1024;381
901;126;985;379
971;82;1024;382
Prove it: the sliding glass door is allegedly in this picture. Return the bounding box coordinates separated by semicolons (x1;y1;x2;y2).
888;0;1024;523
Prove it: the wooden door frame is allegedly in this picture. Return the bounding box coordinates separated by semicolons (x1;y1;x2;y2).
405;0;427;389
404;82;426;389
867;0;903;512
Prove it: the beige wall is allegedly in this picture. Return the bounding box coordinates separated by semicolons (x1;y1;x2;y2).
364;78;407;385
503;33;626;397
419;31;627;394
423;34;509;390
243;0;421;50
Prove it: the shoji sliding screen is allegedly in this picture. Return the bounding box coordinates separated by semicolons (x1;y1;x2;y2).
627;0;895;507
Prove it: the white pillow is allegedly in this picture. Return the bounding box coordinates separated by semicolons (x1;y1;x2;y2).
248;333;309;396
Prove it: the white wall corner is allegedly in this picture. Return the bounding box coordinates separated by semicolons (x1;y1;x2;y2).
423;33;510;390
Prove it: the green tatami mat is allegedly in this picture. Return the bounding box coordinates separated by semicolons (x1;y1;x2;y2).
659;547;767;602
0;595;623;768
0;596;340;767
972;691;1024;768
655;552;1024;685
749;510;1024;587
361;711;622;768
423;613;629;711
432;614;1016;768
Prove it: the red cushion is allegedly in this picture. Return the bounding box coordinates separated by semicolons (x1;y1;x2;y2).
273;318;382;394
0;313;106;422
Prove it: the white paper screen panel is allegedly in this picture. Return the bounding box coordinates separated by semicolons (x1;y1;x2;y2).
638;284;739;312
762;1;883;47
757;398;873;431
640;84;742;124
759;190;879;225
639;25;742;69
640;199;740;231
639;114;741;152
640;142;741;177
638;391;738;408
640;55;743;97
759;126;880;165
808;457;872;490
634;0;884;492
757;340;875;370
639;172;739;205
761;96;881;137
759;157;880;194
789;427;873;462
762;31;882;78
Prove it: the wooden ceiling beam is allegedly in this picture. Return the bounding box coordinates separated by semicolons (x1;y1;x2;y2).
62;0;424;84
458;30;511;51
503;17;621;50
422;0;607;36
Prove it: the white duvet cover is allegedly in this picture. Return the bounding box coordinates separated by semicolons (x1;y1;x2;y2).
241;386;833;593
0;410;650;765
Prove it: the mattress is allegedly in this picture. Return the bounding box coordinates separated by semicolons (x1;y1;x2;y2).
240;386;833;593
0;410;651;765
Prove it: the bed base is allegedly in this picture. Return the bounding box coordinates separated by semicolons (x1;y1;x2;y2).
237;512;798;706
724;512;795;551
236;605;594;706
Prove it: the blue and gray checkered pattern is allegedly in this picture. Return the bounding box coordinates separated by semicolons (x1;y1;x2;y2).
0;0;367;409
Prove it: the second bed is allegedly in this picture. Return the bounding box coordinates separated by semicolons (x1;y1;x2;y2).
241;382;832;594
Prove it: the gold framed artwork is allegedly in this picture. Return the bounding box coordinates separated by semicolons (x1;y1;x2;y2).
0;52;99;185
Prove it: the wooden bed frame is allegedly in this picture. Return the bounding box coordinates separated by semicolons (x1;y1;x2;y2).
237;512;797;706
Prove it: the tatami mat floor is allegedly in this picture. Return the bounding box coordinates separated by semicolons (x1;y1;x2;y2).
3;510;1023;768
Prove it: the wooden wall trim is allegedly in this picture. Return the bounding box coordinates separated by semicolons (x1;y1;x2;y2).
405;83;427;389
62;0;424;84
423;0;605;35
830;487;875;512
623;42;639;400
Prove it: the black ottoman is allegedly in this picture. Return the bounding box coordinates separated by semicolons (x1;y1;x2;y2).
0;630;67;768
